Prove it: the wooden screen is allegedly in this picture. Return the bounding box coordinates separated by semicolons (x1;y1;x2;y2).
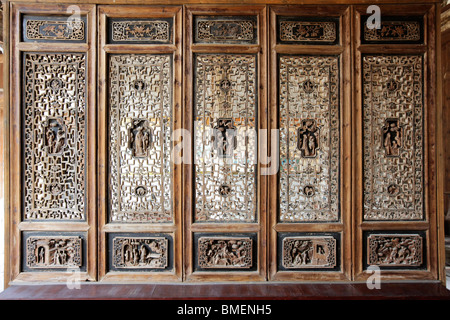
98;6;183;281
268;6;352;281
9;3;97;281
6;2;444;284
184;5;267;281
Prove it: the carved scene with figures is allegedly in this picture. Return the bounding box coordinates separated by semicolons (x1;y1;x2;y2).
4;3;443;285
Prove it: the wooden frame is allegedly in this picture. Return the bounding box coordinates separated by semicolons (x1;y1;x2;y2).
3;0;11;289
184;5;267;281
353;4;441;281
97;5;183;282
268;5;352;281
9;3;97;282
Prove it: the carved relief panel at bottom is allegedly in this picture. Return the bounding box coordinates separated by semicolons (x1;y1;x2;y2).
194;233;257;272
277;233;340;272
107;233;173;272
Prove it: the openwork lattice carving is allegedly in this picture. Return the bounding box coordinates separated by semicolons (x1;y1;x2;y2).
23;53;86;220
363;55;424;221
198;237;253;269
194;54;257;222
367;234;423;267
279;20;337;43
195;17;256;43
26;236;82;269
363;20;421;42
112;236;168;269
25;17;85;41
282;236;337;269
109;55;172;223
111;20;170;42
279;56;340;222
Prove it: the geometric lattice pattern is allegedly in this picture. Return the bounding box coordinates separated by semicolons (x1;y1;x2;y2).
279;55;340;222
23;53;86;220
109;54;173;222
194;54;257;222
363;55;424;221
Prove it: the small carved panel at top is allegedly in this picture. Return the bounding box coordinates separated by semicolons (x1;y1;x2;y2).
278;17;338;44
198;237;253;269
23;15;86;42
282;236;337;269
362;16;423;44
363;55;423;221
194;16;257;44
367;234;423;267
109;19;172;44
26;236;82;269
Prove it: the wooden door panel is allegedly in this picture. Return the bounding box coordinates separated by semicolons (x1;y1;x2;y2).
184;5;267;281
353;4;439;281
98;5;183;281
9;3;97;282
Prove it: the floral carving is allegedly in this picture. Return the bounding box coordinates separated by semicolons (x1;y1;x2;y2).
25;18;85;41
111;20;170;42
279;20;337;43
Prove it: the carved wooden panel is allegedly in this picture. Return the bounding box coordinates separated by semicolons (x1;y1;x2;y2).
194;16;257;44
26;236;82;269
196;235;255;270
281;235;337;269
362;55;424;221
366;233;424;268
23;15;86;42
22;231;86;272
110;235;170;270
108;54;173;223
23;53;87;221
277;17;338;44
279;55;340;222
361;16;423;44
194;54;257;223
108;18;173;44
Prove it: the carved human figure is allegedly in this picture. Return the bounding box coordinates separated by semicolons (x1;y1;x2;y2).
128;120;152;158
139;245;147;264
297;119;319;157
212;118;237;158
382;119;402;156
